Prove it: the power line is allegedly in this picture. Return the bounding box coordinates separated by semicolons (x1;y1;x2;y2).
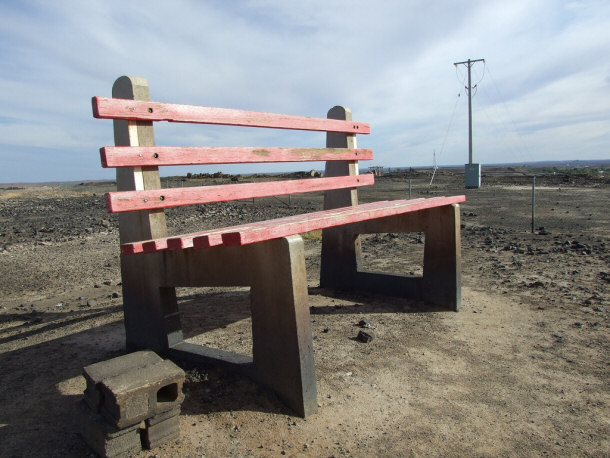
484;64;533;158
437;91;462;162
430;91;461;187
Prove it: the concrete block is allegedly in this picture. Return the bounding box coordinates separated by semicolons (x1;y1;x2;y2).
100;359;185;428
76;400;142;458
141;407;181;449
83;351;162;412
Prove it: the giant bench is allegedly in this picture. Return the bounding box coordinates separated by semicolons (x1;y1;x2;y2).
92;75;465;418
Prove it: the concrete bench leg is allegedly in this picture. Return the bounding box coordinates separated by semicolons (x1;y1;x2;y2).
320;226;362;290
421;204;461;311
319;204;462;311
121;253;183;353
249;236;318;418
159;237;317;417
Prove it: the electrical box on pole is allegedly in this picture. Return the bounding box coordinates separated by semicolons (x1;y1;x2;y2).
454;58;485;188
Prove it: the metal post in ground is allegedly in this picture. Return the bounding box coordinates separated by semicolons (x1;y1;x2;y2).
531;176;536;234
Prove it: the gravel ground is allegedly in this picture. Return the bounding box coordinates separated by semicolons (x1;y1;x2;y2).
0;170;608;457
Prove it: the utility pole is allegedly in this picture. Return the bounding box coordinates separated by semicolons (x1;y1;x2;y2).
454;58;484;188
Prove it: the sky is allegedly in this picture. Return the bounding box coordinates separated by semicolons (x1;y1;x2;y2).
1;0;609;183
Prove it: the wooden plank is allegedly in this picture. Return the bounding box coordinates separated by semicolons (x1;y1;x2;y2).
121;221;262;255
193;200;396;249
101;146;373;167
92;97;371;134
119;196;467;255
142;202;384;253
106;174;374;213
220;196;466;246
166;223;255;250
193;202;396;249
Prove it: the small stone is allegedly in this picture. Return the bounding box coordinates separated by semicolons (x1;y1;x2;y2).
357;330;374;343
593;307;606;312
87;299;97;307
55;302;64;308
111;292;120;298
358;318;372;328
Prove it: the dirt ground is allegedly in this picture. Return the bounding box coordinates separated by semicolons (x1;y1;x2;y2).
0;169;608;457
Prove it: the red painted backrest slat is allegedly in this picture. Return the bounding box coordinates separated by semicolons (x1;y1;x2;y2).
94;92;372;213
106;174;374;213
100;146;373;168
92;97;370;134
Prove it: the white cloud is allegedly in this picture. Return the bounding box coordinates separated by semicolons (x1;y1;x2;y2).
0;0;609;182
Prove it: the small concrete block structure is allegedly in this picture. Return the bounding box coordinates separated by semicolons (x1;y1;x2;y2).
79;351;185;456
141;407;181;449
83;350;162;412
99;358;185;429
76;400;142;458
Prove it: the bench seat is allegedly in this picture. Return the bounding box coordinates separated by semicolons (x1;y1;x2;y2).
122;195;465;255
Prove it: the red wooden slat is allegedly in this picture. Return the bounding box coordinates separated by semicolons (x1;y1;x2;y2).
193;200;409;249
121;221;261;255
101;146;373;167
106;174;374;213
142;239;168;253
120;197;467;255
219;196;466;246
166;222;260;250
122;231;208;255
121;201;408;254
122;243;143;255
122;203;377;254
92;97;370;134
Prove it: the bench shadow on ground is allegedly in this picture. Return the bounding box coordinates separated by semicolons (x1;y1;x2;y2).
0;287;449;454
176;286;450;417
0;318;126;456
176;286;448;340
0;305;123;346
